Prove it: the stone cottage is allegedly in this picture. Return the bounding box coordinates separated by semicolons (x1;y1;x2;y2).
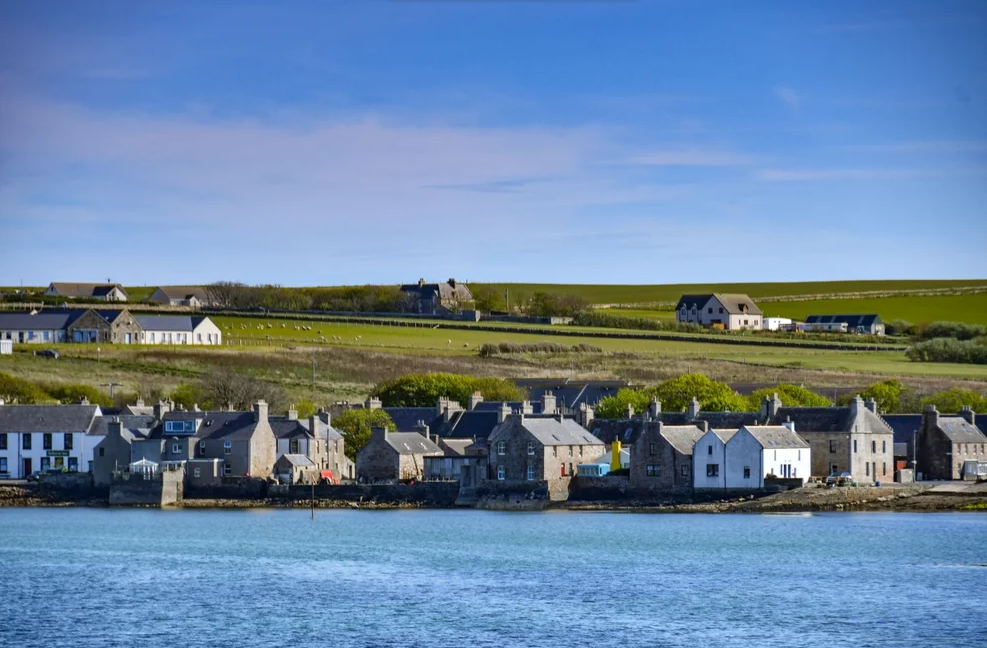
916;405;986;480
356;428;443;482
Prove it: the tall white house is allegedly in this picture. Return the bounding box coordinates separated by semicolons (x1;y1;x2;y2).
675;294;762;330
0;404;102;478
134;316;222;345
692;428;739;489
723;425;811;488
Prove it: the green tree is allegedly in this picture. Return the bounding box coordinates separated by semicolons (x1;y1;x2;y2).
295;399;317;419
170;383;211;411
0;372;54;404
746;384;831;410
333;409;396;461
836;379;917;413
920;388;987;413
656;373;749;412
595;387;658;418
472;287;504;314
372;373;525;407
40;383;112;408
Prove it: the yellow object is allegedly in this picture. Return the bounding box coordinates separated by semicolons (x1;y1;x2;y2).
610;440;622;472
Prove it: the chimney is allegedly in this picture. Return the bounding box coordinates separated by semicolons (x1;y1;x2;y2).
253;400;269;423
697;420;709;433
782;416;795;433
309;415;321;440
287;405;298;421
626;404;635;420
192;403;200;412
498;402;512;424
648;397;661;418
153;399;173;419
366;397;382;410
578;403;595;429
864;398;878;414
108;417;123;438
923;404;940;430
80;397;90;406
850;395;864;417
468;391;484;411
415;420;430;437
418;278;425;288
760;393;782;421
135;398;145;408
542;391;557;416
521;400;534;415
688;397;701;421
959;406;976;426
318;407;331;427
448;278;456;288
370;425;387;443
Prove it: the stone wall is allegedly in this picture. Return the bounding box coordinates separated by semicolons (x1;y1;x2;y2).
185;476;268;500
108;470;183;506
280;482;460;506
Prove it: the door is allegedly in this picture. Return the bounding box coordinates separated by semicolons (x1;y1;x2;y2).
22;458;31;478
125;333;132;344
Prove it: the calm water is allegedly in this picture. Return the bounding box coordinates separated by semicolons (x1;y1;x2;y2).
1;509;985;648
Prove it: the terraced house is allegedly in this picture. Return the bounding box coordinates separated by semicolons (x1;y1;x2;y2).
0;402;102;478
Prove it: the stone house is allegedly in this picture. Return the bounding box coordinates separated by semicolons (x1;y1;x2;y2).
916;406;986;480
148;286;214;307
399;278;473;314
356;428;443;482
271;407;353;483
46;282;128;302
66;309;142;344
485;414;606;486
675;293;761;330
630;420;707;493
273;454;317;484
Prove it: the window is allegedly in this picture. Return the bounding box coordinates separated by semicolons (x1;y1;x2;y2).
497;465;505;480
199;441;206;454
527;464;535;481
193;468;201;478
40;457;50;471
164;420;195;433
707;445;713;455
22;434;31;450
64;433;73;450
681;464;689;476
0;457;7;474
98;447;105;457
706;464;719;477
579;447;583;457
882;440;886;453
43;433;52;450
871;440;876;453
0;433;6;450
649;443;657;456
197;334;202;343
829;440;836;453
527;442;534;455
171;443;181;455
831;464;838;474
707;307;712;314
552;446;557;457
497;441;506;456
718;307;724;314
223;463;232;476
224;441;232;455
646;464;659;477
290;439;300;454
743;466;751;479
883;462;887;476
744;319;749;326
866;463;870;476
568;446;573;457
853;440;858;453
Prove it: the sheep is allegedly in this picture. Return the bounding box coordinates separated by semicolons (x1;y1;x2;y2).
463;343;469;348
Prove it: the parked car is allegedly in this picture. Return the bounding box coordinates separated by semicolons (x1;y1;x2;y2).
33;349;59;359
826;472;853;487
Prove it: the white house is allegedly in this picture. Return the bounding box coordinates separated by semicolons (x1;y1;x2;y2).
134;315;222;345
723;425;811;489
762;317;793;331
0;403;102;478
0;311;76;344
692;428;739;489
675;294;762;330
45;282;128;302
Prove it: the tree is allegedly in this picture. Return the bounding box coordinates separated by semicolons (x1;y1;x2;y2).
746;384;831;410
372;373;525;407
472;287;503;314
656;373;749;412
170;383;211;411
920;388;987;413
295;400;317;419
333;409;396;461
595;387;658;418
40;383;112;408
0;372;54;404
201;367;286;411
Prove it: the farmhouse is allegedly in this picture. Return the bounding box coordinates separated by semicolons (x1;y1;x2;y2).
0;310;79;344
675;293;762;330
45;282;128;302
148;286;214;307
399;278;473;315
134;315;222;345
804;314;884;335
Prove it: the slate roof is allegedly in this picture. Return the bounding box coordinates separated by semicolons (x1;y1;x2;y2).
591;419;644;445
152;286;211;302
134;315;196;332
936;417;987;444
742;425;810;449
439;438;473;457
382;407;446;433
473;401;544;415
512;380;629;409
804;314;882;328
399;280;473;302
512;417;604;447
675;293;761;315
882;414;923;444
88;415;156;438
384;432;443;455
277;453;315;468
148;411;267;441
710;428;740;443
299;418;343;440
0;310;85;330
48;283;127;299
660;425;707;455
771;406;892;435
444;410;502;439
0;405;101;433
269;417;312;440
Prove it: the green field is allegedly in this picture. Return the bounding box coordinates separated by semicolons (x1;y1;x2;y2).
473;280;986;306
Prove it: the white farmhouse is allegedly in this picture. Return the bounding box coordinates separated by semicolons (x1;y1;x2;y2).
692;428;739;489
134;316;222;345
675;294;762;330
723;425;811;488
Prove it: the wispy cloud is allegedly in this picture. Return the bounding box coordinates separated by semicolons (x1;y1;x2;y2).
774;87;801;110
625;150;754;166
841;140;987;154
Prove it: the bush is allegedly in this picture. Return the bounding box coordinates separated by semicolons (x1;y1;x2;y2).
39;383;112;408
885;319;914;337
573;311;704;333
478;341;602;356
745;385;831;410
333;409;396;460
920;388;987;413
371;373;526;407
0;372;54;404
656;373;749;412
906;338;987;364
170;383;211;411
594;387;659;418
835;379;915;413
919;321;987;341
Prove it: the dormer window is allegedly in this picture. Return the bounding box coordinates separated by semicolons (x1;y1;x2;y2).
164;420;195;433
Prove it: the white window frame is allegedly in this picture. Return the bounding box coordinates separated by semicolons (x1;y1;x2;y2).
527;464;535;481
223;463;232;476
497;465;505;480
171;443;181;455
527;442;534;455
496;441;506;456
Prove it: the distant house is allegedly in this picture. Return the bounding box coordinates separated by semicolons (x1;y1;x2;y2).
762;317;793;331
45;283;128;302
148;286;214;308
399;278;473;314
804;314;884;336
66;309;142;344
0;310;79;344
134;315;222;345
356;428;443;482
916;406;986;480
675;294;762;330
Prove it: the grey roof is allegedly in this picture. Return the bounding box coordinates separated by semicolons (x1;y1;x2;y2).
512;380;629;409
299;418;343;440
893;442;909;457
399;280;473;302
0;310;84;330
48;282;127;298
710;428;740;443
805;314;882;328
133;315;196;332
660;425;707;455
269;417;312;440
0;405;101;433
445;410;502;439
516;417;604;447
382;407;446;433
770;406;892;436
88;415;156;438
937;417;987;444
148;411;267;441
883;414;922;444
473;401;544;415
741;425;810;449
384;432;443;455
277;453;315;468
675;293;761;315
439;438;473;457
152;286;210;301
592;419;644;445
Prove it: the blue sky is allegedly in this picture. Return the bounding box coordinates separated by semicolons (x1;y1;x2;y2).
0;0;984;287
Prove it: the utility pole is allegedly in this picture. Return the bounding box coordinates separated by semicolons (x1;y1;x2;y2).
311;348;316;399
101;382;122;399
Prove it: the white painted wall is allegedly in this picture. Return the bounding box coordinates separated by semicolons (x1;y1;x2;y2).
0;431;89;478
723;428;812;488
0;329;66;343
693;429;728;489
762;317;792;331
192;318;222;345
677;296;760;330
